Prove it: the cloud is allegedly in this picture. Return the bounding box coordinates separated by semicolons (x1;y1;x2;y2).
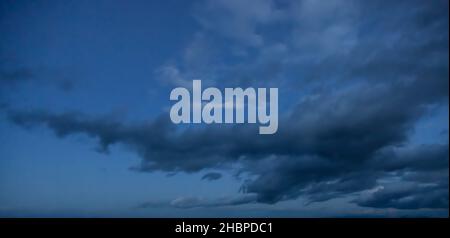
7;68;448;208
4;0;449;211
201;172;223;181
155;64;192;88
137;194;257;209
169;194;257;208
155;33;219;87
355;183;449;210
194;0;284;47
371;144;449;172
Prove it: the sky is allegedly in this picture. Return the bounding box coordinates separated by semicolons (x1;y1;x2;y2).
0;0;448;217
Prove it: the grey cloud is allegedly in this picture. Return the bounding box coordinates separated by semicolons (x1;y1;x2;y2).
138;194;258;209
155;64;192;88
355;183;449;210
371;144;449;172
190;0;448;94
194;0;284;47
5;0;449;211
7;69;448;208
170;194;257;208
201;172;222;181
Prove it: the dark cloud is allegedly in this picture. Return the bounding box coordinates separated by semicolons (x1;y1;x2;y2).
201;172;222;181
137;194;258;209
371;144;449;172
169;194;257;208
4;0;449;211
7;70;448;208
355;183;449;210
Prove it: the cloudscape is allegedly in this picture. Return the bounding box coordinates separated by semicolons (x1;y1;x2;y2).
0;0;448;217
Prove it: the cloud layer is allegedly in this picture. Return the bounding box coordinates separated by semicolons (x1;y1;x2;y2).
2;0;449;212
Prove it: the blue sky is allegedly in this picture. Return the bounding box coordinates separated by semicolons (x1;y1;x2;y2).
0;0;448;217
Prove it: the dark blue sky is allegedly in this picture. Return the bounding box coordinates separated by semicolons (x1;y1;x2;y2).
0;0;448;217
